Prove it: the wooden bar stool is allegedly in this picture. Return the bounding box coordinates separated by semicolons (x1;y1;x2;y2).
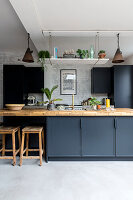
20;126;44;166
0;126;21;166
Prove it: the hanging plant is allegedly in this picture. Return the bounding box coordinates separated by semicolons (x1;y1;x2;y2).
38;50;50;70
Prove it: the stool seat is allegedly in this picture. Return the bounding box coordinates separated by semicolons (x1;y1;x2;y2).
0;126;19;133
22;126;43;133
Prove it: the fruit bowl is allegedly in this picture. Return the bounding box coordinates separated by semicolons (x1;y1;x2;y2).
5;104;25;111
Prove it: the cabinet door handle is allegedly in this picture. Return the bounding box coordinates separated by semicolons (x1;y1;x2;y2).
114;118;117;129
80;119;82;129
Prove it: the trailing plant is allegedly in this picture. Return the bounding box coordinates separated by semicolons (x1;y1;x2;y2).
76;49;89;59
38;50;50;70
40;85;62;104
89;97;101;106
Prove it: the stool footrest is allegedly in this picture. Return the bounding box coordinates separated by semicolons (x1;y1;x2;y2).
22;156;40;159
0;156;13;159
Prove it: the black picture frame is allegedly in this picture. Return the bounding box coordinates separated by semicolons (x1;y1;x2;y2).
60;69;77;95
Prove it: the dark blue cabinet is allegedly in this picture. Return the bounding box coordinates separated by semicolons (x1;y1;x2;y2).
46;116;133;161
47;117;81;157
3;65;25;105
113;65;133;108
91;67;111;94
116;117;133;156
81;117;115;156
25;67;44;93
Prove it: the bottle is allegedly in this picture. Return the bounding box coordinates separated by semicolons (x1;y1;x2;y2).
106;99;110;108
54;47;58;58
90;46;94;59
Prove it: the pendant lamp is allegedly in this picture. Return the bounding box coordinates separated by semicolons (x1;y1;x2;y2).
22;33;34;63
112;33;124;63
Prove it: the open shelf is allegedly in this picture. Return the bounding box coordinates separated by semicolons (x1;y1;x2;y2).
46;58;109;65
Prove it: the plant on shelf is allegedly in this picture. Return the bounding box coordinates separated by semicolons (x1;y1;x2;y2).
38;50;50;70
88;97;101;110
40;85;62;110
76;49;89;59
98;50;106;59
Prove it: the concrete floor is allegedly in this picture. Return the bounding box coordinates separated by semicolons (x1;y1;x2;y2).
0;159;133;200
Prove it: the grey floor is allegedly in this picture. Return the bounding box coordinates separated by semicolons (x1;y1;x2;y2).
0;159;133;200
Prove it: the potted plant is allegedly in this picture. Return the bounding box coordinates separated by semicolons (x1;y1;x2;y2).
76;49;89;59
98;50;106;59
41;85;62;110
38;50;50;70
89;97;101;110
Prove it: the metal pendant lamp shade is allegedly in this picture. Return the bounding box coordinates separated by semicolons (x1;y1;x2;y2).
22;33;34;63
112;33;124;63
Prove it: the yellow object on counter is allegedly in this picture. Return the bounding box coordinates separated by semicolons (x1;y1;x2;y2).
106;99;110;108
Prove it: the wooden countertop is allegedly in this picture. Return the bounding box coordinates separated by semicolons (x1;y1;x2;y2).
0;108;133;116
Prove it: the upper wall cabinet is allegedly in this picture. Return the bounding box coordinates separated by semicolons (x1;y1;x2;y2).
3;65;25;105
25;67;44;93
113;65;133;108
91;67;111;94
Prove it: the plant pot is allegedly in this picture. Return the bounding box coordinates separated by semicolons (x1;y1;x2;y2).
97;105;101;110
98;53;106;59
47;103;55;110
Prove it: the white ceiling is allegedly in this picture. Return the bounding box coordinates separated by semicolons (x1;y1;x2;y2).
35;0;133;31
0;0;133;59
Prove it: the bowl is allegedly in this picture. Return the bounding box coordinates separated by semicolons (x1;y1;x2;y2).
5;104;25;111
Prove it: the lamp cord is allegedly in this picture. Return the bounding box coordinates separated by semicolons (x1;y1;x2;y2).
117;33;120;49
28;33;30;48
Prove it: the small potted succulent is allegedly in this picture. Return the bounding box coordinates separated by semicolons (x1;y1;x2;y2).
89;97;101;110
98;50;106;59
41;85;62;110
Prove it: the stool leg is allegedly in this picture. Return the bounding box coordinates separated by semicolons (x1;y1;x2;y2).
26;133;29;156
12;131;16;166
20;132;25;166
39;131;42;166
18;128;21;152
2;134;5;156
42;129;45;157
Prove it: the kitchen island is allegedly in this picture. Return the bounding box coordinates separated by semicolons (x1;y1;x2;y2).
1;108;133;162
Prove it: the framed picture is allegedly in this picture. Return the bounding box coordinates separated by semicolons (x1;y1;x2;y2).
60;69;77;95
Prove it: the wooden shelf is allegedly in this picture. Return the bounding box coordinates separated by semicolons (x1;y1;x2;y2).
46;58;109;65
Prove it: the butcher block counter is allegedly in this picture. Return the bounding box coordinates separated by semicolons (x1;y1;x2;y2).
0;108;133;116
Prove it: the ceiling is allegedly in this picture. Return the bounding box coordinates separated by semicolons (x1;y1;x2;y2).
1;0;133;59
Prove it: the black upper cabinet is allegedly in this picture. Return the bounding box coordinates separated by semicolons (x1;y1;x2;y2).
3;65;25;105
25;67;44;93
113;65;133;108
91;67;111;94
